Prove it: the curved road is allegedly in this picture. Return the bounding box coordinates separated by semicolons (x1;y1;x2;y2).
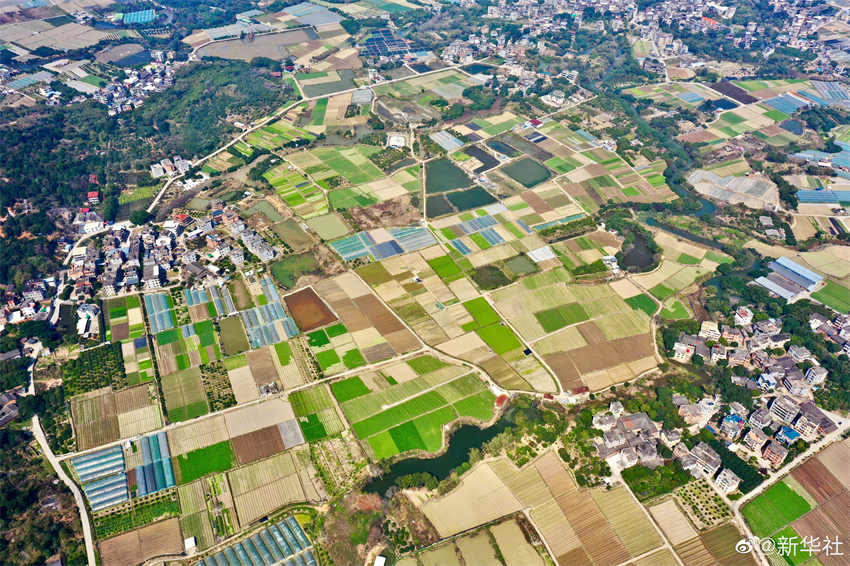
32;415;97;566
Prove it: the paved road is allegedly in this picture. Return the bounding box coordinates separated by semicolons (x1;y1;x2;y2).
32;415;97;566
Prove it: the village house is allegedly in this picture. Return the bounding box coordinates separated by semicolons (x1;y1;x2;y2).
715;468;741;494
763;440;788;468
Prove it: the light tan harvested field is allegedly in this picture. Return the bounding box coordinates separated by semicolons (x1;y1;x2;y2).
529;499;581;560
421;450;660;566
591;487;662;556
420;542;462;566
491;519;545;566
649;499;697;545
233;475;306;525
490;458;552;507
228;451;299;496
421;462;522;536
177;480;207;514
71;387;119;450
816;440;850;489
791;457;845;504
455;531;501;566
792;493;850;566
117;405;163;438
224;398;295;437
673;537;716;566
99;518;183;566
228;365;259;404
557;490;629;566
167;415;229;456
634;548;680;566
231;426;285;465
246;347;278;386
228;449;310;524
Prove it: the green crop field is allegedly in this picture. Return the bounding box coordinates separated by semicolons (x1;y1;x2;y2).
316;349;340;371
534;303;589;333
342;348;366;369
453;390;496;420
625;294;656;316
289;384;343;441
661;301;688;320
177;441;236;484
476;324;523;355
352;391;447;438
812;280;850;313
705;251;734;264
218;316;249;355
742;481;812;537
407;354;448;375
651;284;675;300
331;376;371;402
274;342;292;365
678;253;701;265
427;255;463;281
463;298;501;327
271;254;319;289
768;526;811;566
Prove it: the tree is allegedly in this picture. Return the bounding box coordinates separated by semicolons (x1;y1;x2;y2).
129;210;153;225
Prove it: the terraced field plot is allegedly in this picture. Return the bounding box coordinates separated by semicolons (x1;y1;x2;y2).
160;367;208;422
289;384;345;442
262;162;327;219
631;229;728;300
153;320;222;376
104;295;145;343
492;268;655;392
312;272;420;364
121;336;155;386
421;450;663;566
245;119;316;151
287;144;385;186
334;360;494;459
373;69;478;101
357;247;556;392
71;383;163;450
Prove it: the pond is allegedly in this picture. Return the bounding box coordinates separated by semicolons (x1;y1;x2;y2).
619;231;656;271
364;412;512;495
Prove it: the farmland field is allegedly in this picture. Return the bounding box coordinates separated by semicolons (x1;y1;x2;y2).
289;384;344;441
812;280;850;313
742;481;811;537
218;316;250;355
175;440;236;484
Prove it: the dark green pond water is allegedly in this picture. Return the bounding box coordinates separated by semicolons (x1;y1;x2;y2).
364;415;511;495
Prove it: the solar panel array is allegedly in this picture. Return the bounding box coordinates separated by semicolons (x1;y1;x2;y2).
196;516;317;566
359;28;414;57
71;446;129;511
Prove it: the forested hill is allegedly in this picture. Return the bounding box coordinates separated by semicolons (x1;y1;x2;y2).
0;59;296;285
0;59;293;212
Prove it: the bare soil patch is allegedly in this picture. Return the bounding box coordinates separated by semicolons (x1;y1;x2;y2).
284;287;337;331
